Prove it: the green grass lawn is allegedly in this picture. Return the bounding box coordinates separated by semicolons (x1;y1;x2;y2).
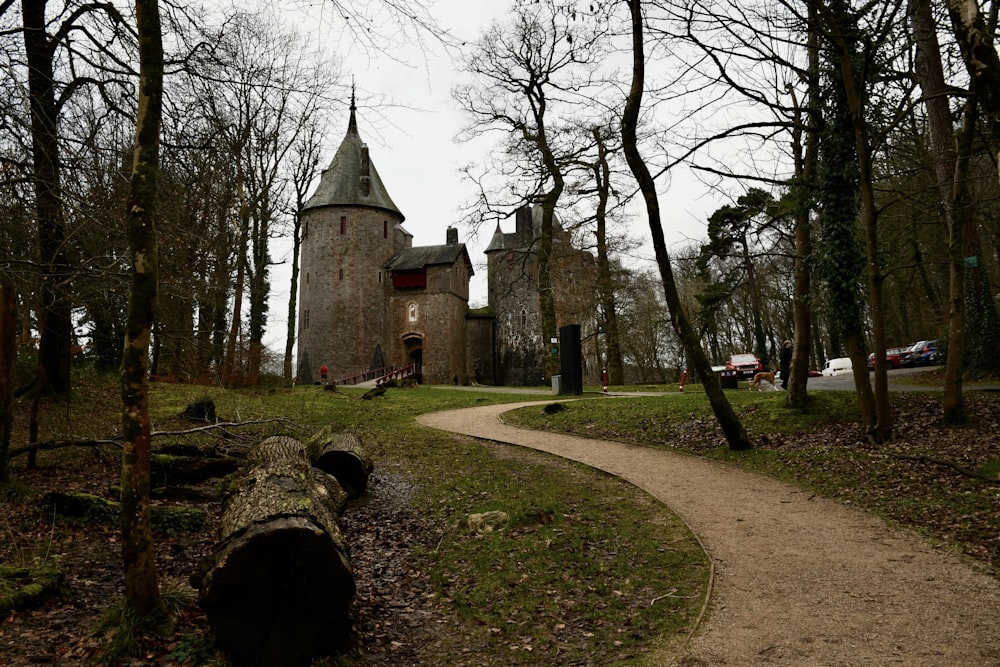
143;382;712;666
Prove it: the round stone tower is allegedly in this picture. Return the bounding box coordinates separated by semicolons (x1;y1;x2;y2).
296;97;410;384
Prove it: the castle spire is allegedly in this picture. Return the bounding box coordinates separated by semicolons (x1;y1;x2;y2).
300;80;403;220
347;79;358;136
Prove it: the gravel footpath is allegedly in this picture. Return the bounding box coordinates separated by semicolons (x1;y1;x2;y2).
417;400;1000;666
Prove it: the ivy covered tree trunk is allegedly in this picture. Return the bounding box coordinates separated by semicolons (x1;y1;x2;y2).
623;0;750;450
812;0;881;435
120;0;164;616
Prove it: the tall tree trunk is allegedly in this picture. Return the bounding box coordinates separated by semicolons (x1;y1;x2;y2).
592;128;624;385
836;29;891;441
222;210;249;388
533;108;563;381
0;283;15;483
739;237;768;365
622;0;751;450
942;0;1000;380
247;206;268;386
284;210;302;384
910;0;968;422
22;0;72;397
812;0;888;439
120;0;164;616
786;11;820;408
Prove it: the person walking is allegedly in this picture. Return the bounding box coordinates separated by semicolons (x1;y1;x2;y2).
779;340;792;390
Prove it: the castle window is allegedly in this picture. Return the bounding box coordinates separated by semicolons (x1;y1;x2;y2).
408;303;418;323
339;268;344;281
520;309;527;328
383;220;388;238
340;216;347;234
378;271;382;283
305;273;309;284
304;309;310;330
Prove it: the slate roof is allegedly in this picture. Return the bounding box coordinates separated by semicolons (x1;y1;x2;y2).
302;101;403;220
387;244;474;276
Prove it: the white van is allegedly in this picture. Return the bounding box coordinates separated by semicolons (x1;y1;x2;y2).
822;357;853;376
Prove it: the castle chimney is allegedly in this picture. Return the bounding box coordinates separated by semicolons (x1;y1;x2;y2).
515;205;532;245
446;226;458;245
359;145;371;196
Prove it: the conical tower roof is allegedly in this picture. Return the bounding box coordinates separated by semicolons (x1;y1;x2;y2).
302;94;404;220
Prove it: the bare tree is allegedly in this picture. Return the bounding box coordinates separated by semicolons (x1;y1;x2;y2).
908;0;975;423
283;120;325;383
456;0;610;379
622;0;751;450
183;12;336;386
588;125;626;385
10;0;135;396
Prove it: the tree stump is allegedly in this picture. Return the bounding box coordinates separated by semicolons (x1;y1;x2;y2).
307;428;374;499
182;398;216;422
195;436;355;667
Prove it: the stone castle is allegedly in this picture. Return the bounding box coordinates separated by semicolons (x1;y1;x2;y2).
295;100;597;386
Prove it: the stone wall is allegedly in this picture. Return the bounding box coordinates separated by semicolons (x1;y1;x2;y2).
465;310;495;385
297;205;406;383
487;220;599;386
488;247;546;386
387;260;471;385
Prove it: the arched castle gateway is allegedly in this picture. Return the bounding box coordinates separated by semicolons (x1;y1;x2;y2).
296;99;597;386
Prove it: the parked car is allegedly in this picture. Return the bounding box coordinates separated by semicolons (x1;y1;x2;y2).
822;357;853;376
726;353;763;379
901;340;938;367
867;346;910;370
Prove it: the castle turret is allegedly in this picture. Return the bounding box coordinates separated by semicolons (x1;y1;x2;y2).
296;95;408;383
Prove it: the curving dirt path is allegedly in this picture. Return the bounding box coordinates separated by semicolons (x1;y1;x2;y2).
418;401;1000;666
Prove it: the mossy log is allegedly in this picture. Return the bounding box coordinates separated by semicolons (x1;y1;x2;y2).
151;453;239;487
41;491;207;533
307;428;373;499
0;566;68;614
196;436;355;667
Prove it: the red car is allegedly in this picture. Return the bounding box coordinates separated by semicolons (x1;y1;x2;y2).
867;346;909;370
726;353;763;379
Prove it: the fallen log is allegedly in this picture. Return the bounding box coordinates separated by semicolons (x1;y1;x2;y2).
307;428;373;499
196;435;355;667
41;492;207;533
151;453;239;487
0;566;68;615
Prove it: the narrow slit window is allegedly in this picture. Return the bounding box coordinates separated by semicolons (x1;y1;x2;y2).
340;216;347;234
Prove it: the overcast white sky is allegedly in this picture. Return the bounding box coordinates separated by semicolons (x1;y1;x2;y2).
263;0;722;351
